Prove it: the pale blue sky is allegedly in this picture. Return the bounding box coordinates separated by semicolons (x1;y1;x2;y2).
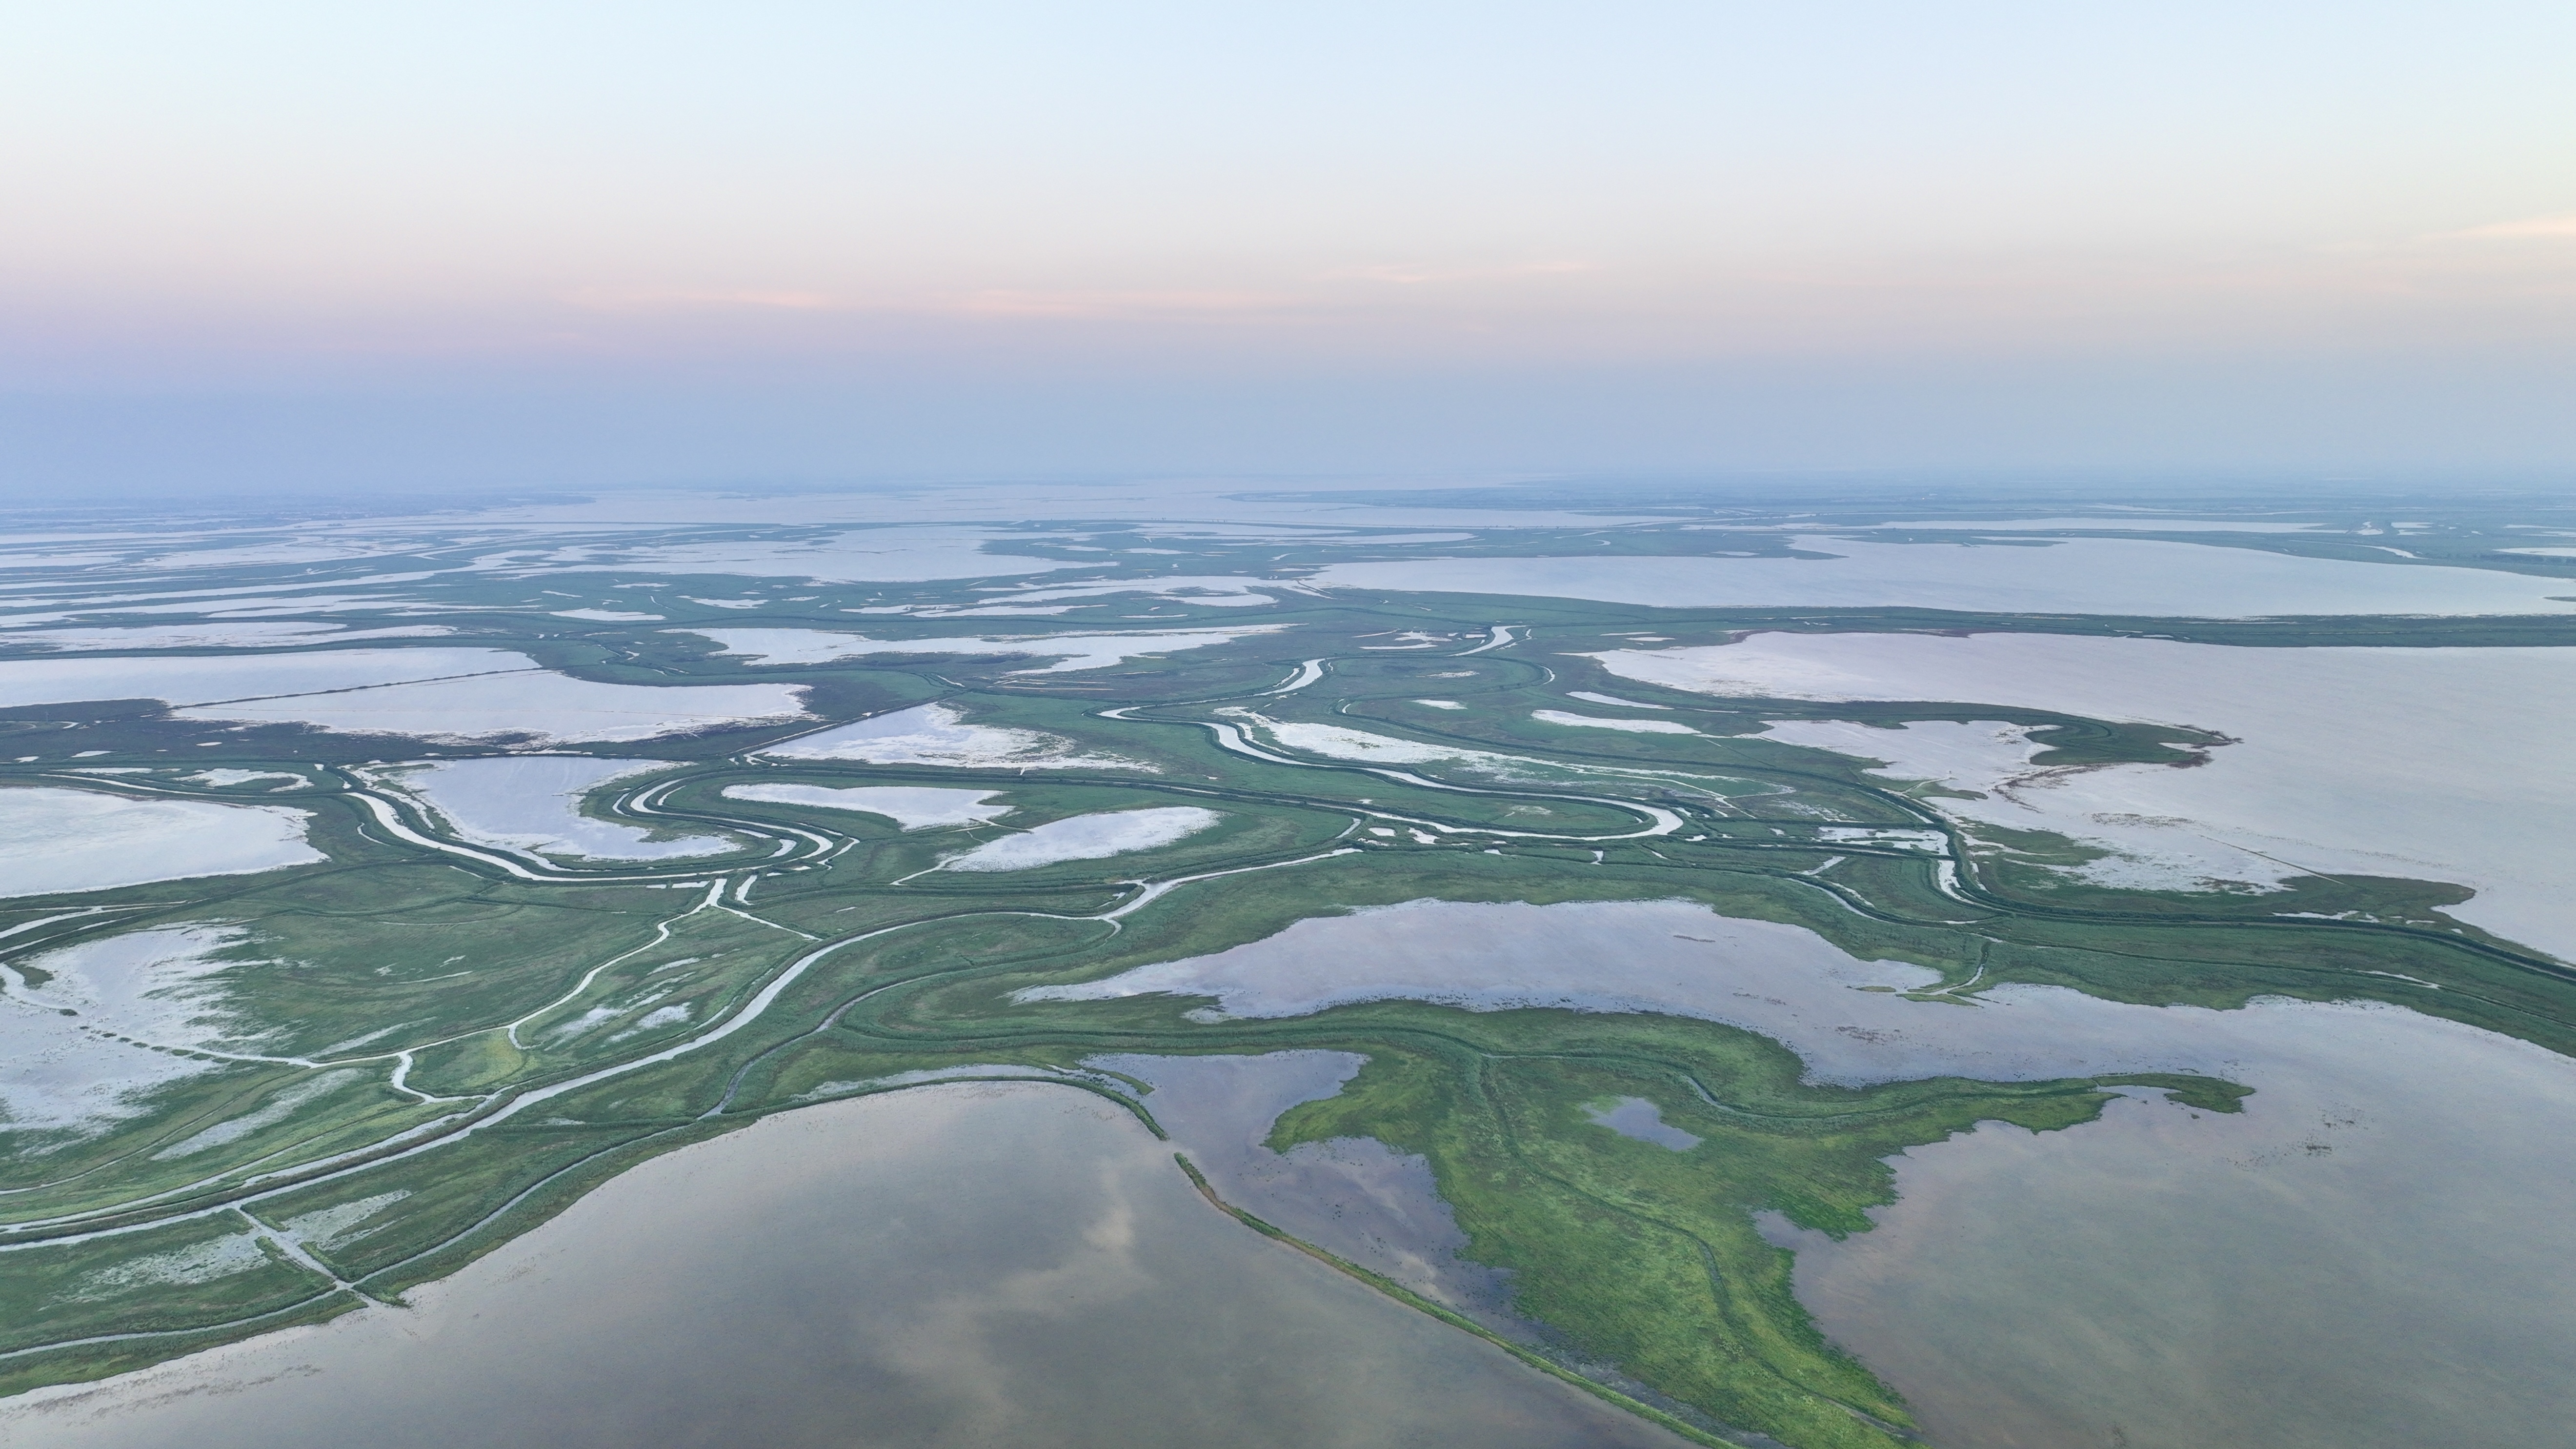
3;1;2570;489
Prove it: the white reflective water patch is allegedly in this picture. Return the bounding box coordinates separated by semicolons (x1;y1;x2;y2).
0;925;267;1136
0;787;321;897
0;648;510;707
181;671;807;745
680;624;1282;672
184;769;308;790
1531;709;1699;735
0;623;452;651
1565;691;1669;710
386;757;729;860
1249;718;1518;770
480;529;1073;583
963;575;1288;609
942;808;1220;872
0;648;808;745
720;784;1011;829
759;703;1138;770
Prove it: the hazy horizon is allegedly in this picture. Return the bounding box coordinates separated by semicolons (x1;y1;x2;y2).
5;1;2571;492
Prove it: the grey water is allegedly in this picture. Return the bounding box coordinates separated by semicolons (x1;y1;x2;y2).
1764;1067;2576;1449
1583;1097;1703;1151
0;1084;1688;1449
1086;1050;1524;1324
1043;898;2576;1449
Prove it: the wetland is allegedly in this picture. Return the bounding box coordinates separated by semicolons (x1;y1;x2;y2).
7;483;2576;1449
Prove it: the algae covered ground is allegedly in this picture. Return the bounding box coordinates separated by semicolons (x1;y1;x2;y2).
5;489;2575;1449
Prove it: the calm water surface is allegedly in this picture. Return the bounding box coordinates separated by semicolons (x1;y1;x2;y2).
1043;899;2576;1449
0;1085;1687;1449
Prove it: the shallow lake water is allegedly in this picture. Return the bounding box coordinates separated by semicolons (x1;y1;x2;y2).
1;926;262;1136
685;624;1275;671
1088;1051;1523;1324
0;648;497;709
0;787;319;899
1029;898;2576;1449
718;783;1011;828
0;647;807;745
1311;536;2576;616
387;757;728;861
527;527;1079;583
761;702;1132;769
1594;632;2576;960
943;806;1221;872
0;1084;1688;1449
1766;1079;2576;1449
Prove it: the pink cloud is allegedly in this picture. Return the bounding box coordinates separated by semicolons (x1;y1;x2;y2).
2443;213;2576;242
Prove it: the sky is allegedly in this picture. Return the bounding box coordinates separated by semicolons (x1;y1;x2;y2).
2;0;2571;492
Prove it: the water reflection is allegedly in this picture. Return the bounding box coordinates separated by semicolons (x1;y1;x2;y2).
1031;898;2576;1448
1762;1024;2576;1449
1;1085;1687;1449
1088;1050;1522;1323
